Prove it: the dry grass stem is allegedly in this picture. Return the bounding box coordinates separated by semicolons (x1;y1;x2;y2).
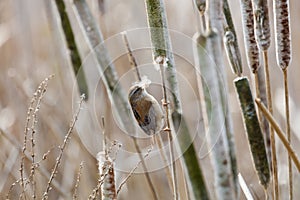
1;129;67;197
283;68;292;199
117;148;152;195
20;75;54;199
72;161;84;200
154;134;174;193
255;99;300;172
159;59;178;200
42;94;85;199
122;32;141;82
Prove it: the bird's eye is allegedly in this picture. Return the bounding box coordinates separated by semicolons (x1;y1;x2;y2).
133;87;141;95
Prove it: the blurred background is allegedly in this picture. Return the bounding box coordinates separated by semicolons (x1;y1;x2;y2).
0;0;299;199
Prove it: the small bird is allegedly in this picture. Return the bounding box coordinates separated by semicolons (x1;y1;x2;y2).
128;84;164;135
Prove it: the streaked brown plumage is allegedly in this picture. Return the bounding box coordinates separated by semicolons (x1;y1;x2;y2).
128;85;163;135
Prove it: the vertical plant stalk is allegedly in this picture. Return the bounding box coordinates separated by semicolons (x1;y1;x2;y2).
54;0;88;98
202;0;238;198
144;0;209;199
252;0;272;175
222;3;243;195
274;0;292;198
255;99;300;172
234;77;270;188
43;94;85;199
284;69;292;199
72;1;158;199
159;60;178;200
29;78;52;200
194;32;236;200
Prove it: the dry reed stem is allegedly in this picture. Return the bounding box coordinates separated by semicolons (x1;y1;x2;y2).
283;68;293;199
255;99;300;172
72;161;84;200
19;75;54;199
261;51;271;167
117;148;152;195
158;59;178;200
122;32;141;81
42;94;85;199
154;134;174;193
262;51;279;200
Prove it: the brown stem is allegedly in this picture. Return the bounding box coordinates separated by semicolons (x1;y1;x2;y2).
159;62;178;200
283;68;292;199
255;99;300;172
263;51;278;199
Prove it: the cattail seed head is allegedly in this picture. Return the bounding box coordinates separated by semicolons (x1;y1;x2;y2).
224;30;243;76
253;0;271;50
240;0;260;73
274;0;291;69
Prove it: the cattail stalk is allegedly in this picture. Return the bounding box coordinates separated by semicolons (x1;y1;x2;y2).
53;0;88;98
234;77;270;188
221;3;243;195
252;0;272;177
239;0;273;192
274;0;292;198
194;32;236;199
199;0;238;198
145;0;209;199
